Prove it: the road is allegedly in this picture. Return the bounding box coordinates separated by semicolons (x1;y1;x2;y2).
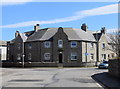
1;67;108;88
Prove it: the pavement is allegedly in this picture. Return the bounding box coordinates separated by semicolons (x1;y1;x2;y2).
92;72;120;89
0;67;119;89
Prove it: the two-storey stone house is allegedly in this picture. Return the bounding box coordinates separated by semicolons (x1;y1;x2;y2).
6;24;115;67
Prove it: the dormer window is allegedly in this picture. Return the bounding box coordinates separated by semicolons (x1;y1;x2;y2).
58;40;63;48
44;41;51;48
71;41;77;48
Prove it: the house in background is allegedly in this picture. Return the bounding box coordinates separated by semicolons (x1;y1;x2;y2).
6;24;116;67
0;40;7;61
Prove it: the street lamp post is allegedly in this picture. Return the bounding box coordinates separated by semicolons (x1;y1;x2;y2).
22;42;25;68
96;30;99;66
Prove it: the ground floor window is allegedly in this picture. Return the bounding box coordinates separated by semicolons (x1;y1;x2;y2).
90;53;94;60
44;53;50;60
28;53;32;60
17;54;21;60
102;54;106;60
71;52;77;60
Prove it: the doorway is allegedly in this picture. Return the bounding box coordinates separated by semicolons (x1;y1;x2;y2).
59;53;63;63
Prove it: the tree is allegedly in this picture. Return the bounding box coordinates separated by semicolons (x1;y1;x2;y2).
109;30;120;57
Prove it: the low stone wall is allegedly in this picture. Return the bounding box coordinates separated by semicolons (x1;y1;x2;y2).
108;59;120;79
2;62;96;67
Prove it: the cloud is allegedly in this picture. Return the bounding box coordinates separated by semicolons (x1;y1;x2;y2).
0;3;118;28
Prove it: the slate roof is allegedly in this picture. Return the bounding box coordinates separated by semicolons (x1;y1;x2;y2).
10;33;27;43
19;33;27;42
93;33;102;41
26;27;96;42
0;40;7;46
27;28;48;42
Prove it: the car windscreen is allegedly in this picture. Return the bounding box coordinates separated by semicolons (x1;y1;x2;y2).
103;61;108;63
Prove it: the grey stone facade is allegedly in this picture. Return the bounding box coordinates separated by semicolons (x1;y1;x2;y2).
6;24;116;67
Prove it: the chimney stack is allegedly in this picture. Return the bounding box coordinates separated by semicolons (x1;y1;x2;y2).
15;31;19;37
101;27;106;34
81;23;88;32
34;24;40;32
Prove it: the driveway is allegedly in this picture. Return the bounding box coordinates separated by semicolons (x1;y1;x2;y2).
1;67;108;88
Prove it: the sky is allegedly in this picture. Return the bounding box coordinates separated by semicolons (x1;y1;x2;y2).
0;1;119;41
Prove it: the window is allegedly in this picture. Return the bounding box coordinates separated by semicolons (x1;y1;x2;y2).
58;40;63;48
17;43;21;50
102;43;105;49
28;53;31;60
90;53;94;60
8;45;10;50
102;54;106;60
71;41;77;48
44;41;51;48
71;52;77;60
90;42;94;48
44;53;50;60
17;54;21;60
28;44;32;49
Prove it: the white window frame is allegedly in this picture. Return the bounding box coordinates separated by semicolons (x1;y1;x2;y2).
71;41;77;48
28;53;32;60
44;53;50;60
58;40;63;48
17;43;21;50
44;41;51;48
28;44;32;49
71;52;77;60
102;43;105;49
102;54;106;60
17;54;21;60
90;53;94;60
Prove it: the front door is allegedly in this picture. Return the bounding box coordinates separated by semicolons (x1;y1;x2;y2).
59;53;63;63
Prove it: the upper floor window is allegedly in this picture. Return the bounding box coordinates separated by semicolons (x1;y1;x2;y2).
90;42;94;48
44;53;50;60
58;40;63;48
71;41;77;48
17;54;21;60
102;43;105;49
17;43;21;50
44;41;51;48
28;44;32;49
71;52;77;60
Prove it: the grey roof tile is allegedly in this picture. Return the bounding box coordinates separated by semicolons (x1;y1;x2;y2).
26;27;96;42
19;33;27;42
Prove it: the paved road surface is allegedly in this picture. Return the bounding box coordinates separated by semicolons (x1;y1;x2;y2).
1;67;108;88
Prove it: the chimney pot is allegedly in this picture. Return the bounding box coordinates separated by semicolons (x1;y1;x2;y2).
81;23;88;32
15;31;19;37
34;24;40;32
101;27;106;34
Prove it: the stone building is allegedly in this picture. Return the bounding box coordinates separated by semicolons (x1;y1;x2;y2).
6;24;115;67
0;40;7;60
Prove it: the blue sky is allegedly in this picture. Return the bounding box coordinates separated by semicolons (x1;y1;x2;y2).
1;2;118;41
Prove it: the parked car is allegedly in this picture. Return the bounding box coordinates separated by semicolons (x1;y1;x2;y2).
98;61;108;69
